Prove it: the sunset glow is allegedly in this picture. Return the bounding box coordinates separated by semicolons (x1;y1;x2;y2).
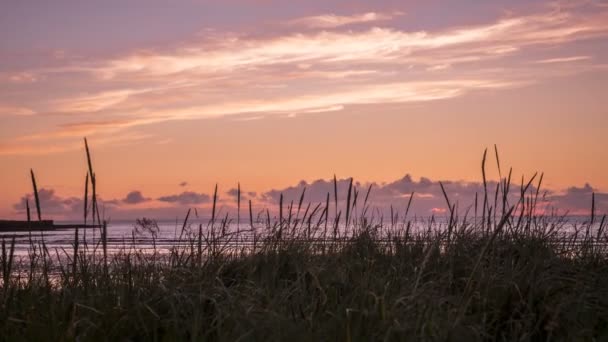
1;0;607;219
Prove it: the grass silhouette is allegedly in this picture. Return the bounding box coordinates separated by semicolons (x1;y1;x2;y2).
0;140;607;341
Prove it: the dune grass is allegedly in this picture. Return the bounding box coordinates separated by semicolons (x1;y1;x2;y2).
1;142;607;341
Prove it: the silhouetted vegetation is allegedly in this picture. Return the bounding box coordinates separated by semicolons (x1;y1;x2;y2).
1;141;607;341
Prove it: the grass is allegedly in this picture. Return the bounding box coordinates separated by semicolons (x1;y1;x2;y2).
0;142;607;341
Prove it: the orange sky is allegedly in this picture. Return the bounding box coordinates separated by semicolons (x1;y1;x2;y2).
1;0;607;219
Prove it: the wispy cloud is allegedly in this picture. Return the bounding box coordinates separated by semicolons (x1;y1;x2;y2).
53;89;140;113
0;105;35;116
3;1;608;153
287;11;402;29
534;55;592;63
92;13;607;80
0;130;152;156
7;72;38;83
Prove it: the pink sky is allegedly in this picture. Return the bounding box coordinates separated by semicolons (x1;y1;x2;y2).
1;0;607;219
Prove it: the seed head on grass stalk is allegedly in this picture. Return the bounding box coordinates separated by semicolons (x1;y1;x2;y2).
324;192;330;234
26;198;31;224
30;169;41;221
237;182;241;232
404;191;414;221
345;178;353;228
249;199;254;230
351;187;359;222
83;171;89;247
591;192;596;225
334;175;338;220
296;187;306;222
211;184;218;227
84;138;97;223
481;148;488;234
279;193;284;238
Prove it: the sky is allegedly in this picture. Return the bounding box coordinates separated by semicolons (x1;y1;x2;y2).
1;0;607;220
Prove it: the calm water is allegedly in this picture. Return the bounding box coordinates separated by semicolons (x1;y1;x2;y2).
1;220;244;256
0;217;601;257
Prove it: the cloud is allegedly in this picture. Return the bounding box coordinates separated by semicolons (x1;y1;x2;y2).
7;72;38;83
52;89;140;113
226;188;257;201
260;174;607;217
123;191;150;204
11;188;210;220
10;177;608;221
0;131;152;156
2;1;608;153
548;184;608;214
88;6;607;80
13;188;82;218
0;105;36;116
44;119;139;138
0;142;82;156
534;56;592;63
287;12;402;29
12;188;119;219
157;191;211;205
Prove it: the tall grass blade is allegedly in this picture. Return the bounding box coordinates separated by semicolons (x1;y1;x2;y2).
345;178;353;227
333;175;338;220
30;169;41;221
237;182;241;232
249;199;254;230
